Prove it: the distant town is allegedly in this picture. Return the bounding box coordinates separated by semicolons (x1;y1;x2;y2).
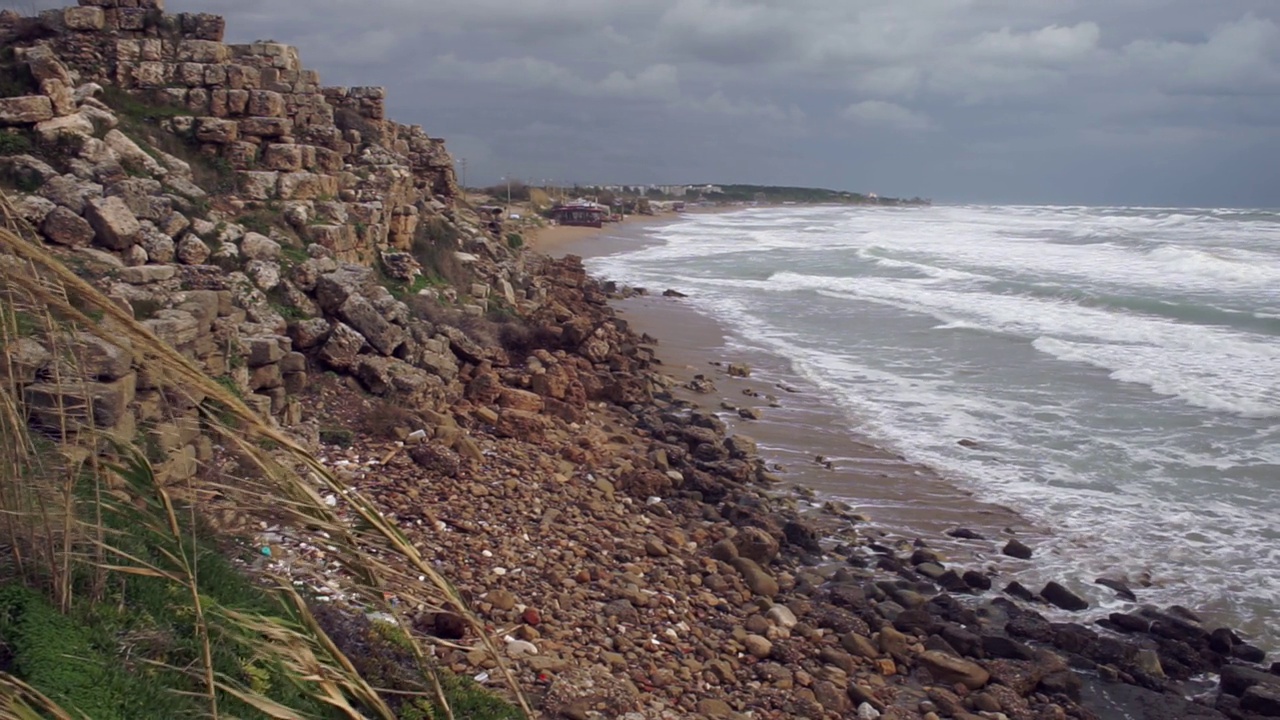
474;180;930;215
470;181;931;229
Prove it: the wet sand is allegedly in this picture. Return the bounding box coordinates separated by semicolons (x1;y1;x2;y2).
552;217;1051;568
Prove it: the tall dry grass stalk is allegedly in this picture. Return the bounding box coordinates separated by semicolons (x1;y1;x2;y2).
0;189;531;719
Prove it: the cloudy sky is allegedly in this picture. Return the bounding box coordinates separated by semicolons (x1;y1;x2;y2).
11;0;1280;206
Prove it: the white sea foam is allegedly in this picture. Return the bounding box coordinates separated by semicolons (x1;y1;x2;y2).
590;205;1280;647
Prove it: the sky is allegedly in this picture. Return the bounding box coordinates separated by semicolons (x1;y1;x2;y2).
8;0;1280;206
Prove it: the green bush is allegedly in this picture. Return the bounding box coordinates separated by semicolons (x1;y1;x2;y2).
505;232;524;249
0;130;33;156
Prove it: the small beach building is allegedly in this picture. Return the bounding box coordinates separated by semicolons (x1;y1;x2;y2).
550;203;608;228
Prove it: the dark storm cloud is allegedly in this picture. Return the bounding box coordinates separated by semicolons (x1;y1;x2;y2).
5;0;1279;205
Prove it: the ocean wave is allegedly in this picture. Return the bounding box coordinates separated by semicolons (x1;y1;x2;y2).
1031;337;1280;418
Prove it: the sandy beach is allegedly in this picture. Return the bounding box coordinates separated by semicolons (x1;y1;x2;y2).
540;213;1045;564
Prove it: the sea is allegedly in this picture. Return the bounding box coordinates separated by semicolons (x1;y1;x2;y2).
586;204;1280;653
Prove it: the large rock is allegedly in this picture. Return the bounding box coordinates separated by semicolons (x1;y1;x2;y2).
1041;582;1089;612
0;96;53;125
41;206;94;247
1003;539;1034;559
1242;684;1280;716
498;388;544;413
916;650;990;690
1221;664;1280;697
240;232;281;261
25;373;137;430
314;265;375;313
494;409;548;443
317;322;364;370
337;295;403;356
176;235;211;265
288;318;331;349
63;6;105;30
38;175;101;216
730;557;779;598
733;526;780;564
84;196;141;250
0;338;49;385
138;224;175;263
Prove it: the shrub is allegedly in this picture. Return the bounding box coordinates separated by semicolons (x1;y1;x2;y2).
0;131;32;156
318;427;354;447
411;217;470;288
505;232;524;249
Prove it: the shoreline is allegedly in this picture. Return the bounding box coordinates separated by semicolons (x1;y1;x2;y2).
518;213;1278;712
546;211;1046;550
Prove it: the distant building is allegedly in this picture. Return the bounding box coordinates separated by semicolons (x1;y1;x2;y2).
551;203;608;228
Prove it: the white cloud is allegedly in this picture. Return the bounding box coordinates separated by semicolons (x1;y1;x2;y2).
841;100;935;132
598;64;681;101
682;91;806;124
970;23;1102;64
851;66;924;98
426;55;681;101
1122;14;1280;94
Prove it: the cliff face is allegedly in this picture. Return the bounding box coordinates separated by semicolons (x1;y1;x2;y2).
0;0;589;475
3;0;458;264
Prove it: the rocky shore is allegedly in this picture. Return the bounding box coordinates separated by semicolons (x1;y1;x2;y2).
0;2;1276;718
262;254;1278;719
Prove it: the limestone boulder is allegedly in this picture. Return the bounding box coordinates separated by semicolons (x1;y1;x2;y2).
240;232;281;261
25;373;137;430
118;265;175;285
14;194;56;226
104;129;165;177
38;174;100;214
37;115;96;145
138;224;175;263
494;409;549;443
194;117;238;144
277;171;336;201
84;196;141;250
314;265;375;313
176;235;211;265
730;557;780;598
916;651;990;690
41;206;94;247
337;294;403;356
237;171;278;200
498;388;544;413
289;318;331;350
245;260;281;291
262;143;303;172
0;338;49;386
63;6;105;30
0;96;54;125
317;321;365;370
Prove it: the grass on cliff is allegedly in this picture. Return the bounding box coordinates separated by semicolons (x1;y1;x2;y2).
0;191;531;718
99;87;238;197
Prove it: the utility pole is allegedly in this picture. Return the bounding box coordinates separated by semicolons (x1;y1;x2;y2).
506;174;512;207
459;158;467;192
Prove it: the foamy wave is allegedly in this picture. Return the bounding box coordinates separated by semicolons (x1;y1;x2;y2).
1146;245;1280;285
1032;337;1280;418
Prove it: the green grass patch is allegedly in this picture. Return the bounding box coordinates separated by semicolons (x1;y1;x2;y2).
318;427;354;447
0;129;33;156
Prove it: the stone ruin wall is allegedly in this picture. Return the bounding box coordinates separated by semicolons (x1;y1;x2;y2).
10;0;460;264
0;0;530;484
